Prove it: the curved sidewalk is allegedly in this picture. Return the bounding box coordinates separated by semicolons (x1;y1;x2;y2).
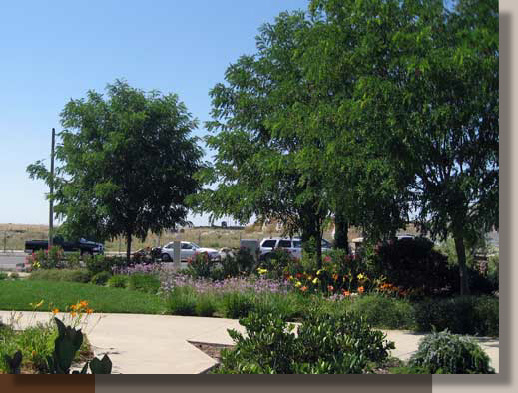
0;311;499;374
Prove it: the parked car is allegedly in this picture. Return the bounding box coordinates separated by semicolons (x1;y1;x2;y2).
24;236;104;255
258;237;332;260
160;241;221;262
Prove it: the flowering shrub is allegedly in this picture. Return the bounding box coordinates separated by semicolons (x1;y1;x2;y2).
186;252;213;279
112;262;163;276
160;272;290;296
27;246;65;270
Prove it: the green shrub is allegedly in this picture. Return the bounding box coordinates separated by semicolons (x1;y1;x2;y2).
84;255;125;275
186;252;213;279
220;248;257;278
468;265;499;294
64;253;81;269
258;248;296;279
9;272;19;279
348;294;415;329
90;271;112;286
167;287;197;316
209;267;225;281
413;296;499;336
107;275;129;288
409;330;495;374
371;237;457;295
127;273;161;294
195;294;217;317
29;269;92;283
0;272;8;280
222;292;254;319
215;311;394;374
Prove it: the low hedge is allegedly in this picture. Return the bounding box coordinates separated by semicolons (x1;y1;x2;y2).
413;295;499;337
347;294;416;330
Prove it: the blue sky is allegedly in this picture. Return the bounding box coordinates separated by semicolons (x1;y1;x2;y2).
0;0;309;226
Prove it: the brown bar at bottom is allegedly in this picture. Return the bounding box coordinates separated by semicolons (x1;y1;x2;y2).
0;375;95;393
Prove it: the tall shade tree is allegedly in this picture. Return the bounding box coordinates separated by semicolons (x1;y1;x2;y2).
309;0;498;294
27;80;204;261
191;12;334;267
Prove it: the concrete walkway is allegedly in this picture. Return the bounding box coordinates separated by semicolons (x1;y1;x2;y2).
0;311;499;374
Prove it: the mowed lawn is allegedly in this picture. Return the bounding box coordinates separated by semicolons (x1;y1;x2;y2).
0;280;167;314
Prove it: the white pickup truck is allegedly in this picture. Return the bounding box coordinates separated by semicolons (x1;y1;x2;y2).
258;237;332;260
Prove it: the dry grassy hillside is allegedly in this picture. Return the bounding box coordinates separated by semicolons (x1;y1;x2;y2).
0;222;420;252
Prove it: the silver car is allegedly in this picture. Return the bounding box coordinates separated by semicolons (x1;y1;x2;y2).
160;241;221;262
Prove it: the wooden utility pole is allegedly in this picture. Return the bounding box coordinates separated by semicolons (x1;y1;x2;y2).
48;128;55;248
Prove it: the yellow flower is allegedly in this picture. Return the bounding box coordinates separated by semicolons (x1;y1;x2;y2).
257;268;268;275
52;308;59;315
294;281;302;288
312;277;319;285
30;299;44;309
357;273;365;281
316;269;323;276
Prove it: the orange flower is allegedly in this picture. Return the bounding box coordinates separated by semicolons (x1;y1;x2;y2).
327;285;334;292
69;304;77;311
357;286;365;294
300;286;308;292
86;308;94;314
332;274;339;281
52;308;59;315
342;290;350;297
80;300;89;308
70;311;77;317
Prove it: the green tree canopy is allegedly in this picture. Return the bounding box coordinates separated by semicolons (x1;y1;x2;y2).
28;80;204;261
308;0;499;294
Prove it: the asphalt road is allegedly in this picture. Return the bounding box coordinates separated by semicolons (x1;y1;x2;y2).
0;254;25;270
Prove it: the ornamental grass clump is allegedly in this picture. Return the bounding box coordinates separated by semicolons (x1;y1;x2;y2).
166;286;197;316
408;330;495;374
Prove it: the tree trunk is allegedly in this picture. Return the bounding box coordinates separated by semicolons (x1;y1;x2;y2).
453;232;470;295
334;209;349;253
315;218;323;269
126;229;133;263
